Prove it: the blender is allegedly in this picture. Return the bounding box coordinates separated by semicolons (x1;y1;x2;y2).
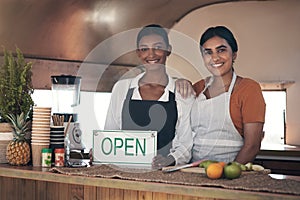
51;75;85;152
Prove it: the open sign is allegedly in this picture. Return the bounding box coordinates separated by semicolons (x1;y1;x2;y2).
93;130;157;168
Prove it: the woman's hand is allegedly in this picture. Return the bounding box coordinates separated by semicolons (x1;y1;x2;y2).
175;79;195;99
152;154;175;169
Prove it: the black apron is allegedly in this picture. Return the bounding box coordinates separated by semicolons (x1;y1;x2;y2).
122;88;178;157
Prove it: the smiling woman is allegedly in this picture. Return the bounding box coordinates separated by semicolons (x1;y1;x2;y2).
176;26;266;164
103;24;193;169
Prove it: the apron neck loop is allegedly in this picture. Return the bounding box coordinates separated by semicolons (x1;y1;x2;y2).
228;72;237;93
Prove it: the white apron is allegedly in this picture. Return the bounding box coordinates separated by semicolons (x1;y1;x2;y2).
191;73;243;163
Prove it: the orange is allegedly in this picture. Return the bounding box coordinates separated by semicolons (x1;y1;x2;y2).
218;161;226;167
206;163;224;179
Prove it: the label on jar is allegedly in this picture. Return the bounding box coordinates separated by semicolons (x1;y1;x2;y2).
55;148;65;167
42;148;52;167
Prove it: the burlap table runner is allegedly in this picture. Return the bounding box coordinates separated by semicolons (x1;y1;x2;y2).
50;164;300;196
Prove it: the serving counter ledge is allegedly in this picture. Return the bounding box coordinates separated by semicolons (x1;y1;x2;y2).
0;164;299;200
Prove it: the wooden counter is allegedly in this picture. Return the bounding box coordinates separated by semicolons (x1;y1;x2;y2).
0;164;299;200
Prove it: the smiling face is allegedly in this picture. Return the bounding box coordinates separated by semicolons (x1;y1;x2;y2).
136;34;171;71
201;36;237;77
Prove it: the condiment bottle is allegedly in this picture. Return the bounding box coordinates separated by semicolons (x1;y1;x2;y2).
54;148;65;167
41;148;52;167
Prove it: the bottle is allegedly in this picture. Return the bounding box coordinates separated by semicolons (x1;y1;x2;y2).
41;148;52;167
54;148;65;167
64;132;71;166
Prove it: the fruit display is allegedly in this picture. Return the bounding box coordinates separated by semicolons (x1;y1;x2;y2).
5;112;31;165
199;160;265;180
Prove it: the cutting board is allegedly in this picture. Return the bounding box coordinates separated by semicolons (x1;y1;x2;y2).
162;166;206;173
180;167;206;173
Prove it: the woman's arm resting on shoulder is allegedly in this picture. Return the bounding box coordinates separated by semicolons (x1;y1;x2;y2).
175;79;195;99
235;122;264;164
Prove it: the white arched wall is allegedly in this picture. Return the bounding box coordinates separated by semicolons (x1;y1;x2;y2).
168;0;300;145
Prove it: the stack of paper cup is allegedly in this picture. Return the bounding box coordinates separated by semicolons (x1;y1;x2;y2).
50;126;65;149
50;126;65;163
31;107;51;166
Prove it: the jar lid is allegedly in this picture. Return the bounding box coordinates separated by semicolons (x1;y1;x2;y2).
51;75;81;85
42;148;52;153
55;148;65;153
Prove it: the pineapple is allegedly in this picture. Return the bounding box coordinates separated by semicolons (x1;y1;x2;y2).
5;112;31;165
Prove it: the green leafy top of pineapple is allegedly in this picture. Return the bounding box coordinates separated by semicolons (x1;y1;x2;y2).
0;47;34;122
6;112;31;142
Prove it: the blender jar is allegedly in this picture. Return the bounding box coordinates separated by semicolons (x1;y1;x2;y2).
51;75;81;122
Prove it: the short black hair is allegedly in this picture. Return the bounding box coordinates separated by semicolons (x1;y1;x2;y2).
136;24;169;48
200;26;238;53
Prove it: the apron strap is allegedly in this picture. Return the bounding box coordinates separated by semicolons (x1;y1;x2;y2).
228;72;237;94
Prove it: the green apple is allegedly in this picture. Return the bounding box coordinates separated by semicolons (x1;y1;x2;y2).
224;162;242;179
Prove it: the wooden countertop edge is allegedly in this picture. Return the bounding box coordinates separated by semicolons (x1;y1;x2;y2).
0;165;299;200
